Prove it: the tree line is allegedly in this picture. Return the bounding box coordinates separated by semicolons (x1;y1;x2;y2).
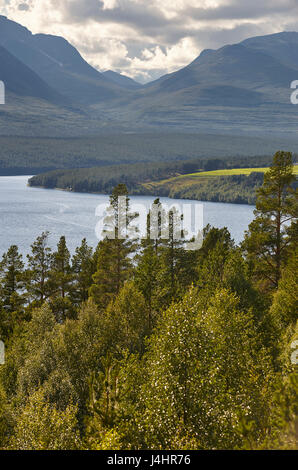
153;172;267;205
28;155;275;204
0;151;297;450
0;133;282;175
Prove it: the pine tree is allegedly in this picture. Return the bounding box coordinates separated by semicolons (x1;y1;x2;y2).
71;239;94;306
156;206;186;307
89;185;136;309
0;245;25;312
0;245;25;337
26;232;53;306
134;199;168;328
144;198;168;253
198;225;233;262
49;236;75;322
243;151;297;289
197;233;233;294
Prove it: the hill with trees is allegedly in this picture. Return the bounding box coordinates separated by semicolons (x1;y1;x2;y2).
3;134;295;175
29;154;298;205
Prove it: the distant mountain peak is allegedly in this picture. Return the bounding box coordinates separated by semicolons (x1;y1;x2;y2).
0;15;32;36
0;15;127;104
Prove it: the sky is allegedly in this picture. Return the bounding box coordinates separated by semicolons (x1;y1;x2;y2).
1;0;298;83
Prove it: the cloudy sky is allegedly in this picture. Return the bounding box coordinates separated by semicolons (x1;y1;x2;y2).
1;0;298;82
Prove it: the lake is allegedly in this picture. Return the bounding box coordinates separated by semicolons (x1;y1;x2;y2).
0;175;255;256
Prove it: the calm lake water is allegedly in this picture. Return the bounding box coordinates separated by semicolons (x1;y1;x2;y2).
0;175;255;256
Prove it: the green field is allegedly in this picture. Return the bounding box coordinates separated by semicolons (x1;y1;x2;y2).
187;167;270;177
140;165;297;205
143;167;263;191
184;166;298;178
144;166;298;189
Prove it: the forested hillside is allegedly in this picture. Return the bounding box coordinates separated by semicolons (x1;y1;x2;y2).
29;154;295;205
29;154;272;187
0;152;297;450
1;134;296;175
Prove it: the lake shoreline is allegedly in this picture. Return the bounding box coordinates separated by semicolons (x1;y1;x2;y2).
28;183;256;207
0;175;256;255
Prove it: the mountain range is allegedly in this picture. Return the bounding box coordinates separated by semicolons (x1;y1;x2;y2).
1;15;298;138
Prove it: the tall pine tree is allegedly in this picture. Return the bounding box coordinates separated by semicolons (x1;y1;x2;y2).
26;232;53;306
49;236;75;322
71;239;94;307
0;245;25;337
89;185;136;309
243;151;297;289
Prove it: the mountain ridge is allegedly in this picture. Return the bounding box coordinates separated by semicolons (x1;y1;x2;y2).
1;17;298;137
0;44;66;104
0;15;127;104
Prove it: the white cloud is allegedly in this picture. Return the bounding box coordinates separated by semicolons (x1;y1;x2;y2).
0;0;297;82
127;38;199;81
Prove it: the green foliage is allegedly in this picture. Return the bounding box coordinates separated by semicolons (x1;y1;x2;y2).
243;151;297;290
71;239;94;306
135;244;161;330
270;247;298;328
157;172;266;205
0;134;276;175
9;389;80;450
29;155;275;204
49;236;75;322
127;288;273;449
89;185;136;309
0;245;26;338
105;281;148;354
0;383;13;449
26;232;53;306
1;305;58;401
0;162;297;450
